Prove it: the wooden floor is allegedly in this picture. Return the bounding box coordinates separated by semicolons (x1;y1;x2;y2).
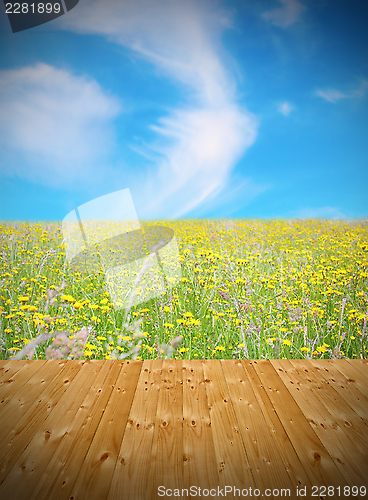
0;359;367;500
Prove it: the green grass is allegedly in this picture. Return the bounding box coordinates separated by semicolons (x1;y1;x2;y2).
1;219;367;360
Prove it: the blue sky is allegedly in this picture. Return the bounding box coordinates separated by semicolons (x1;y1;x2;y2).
0;0;367;221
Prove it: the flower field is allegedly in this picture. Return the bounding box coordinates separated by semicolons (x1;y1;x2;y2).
0;219;367;360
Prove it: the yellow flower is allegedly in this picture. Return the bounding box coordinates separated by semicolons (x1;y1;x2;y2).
316;346;327;353
61;294;76;303
283;339;292;346
215;345;225;351
300;347;310;352
18;296;29;302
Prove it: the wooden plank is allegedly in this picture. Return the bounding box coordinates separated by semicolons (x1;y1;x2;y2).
182;360;219;498
28;361;124;500
0;360;64;444
346;359;368;380
0;360;47;412
146;360;183;500
0;359;365;500
68;360;143;500
203;360;255;498
221;360;295;494
290;360;368;459
106;360;162;500
0;361;102;500
252;360;348;488
347;359;368;368
330;360;368;397
273;359;368;487
0;360;84;485
309;360;368;422
355;359;368;367
0;361;29;383
241;361;313;492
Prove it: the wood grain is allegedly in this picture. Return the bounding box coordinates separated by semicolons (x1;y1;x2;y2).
0;360;47;412
0;360;84;485
146;360;183;500
29;360;124;500
309;359;368;422
222;360;295;494
290;359;368;459
252;360;348;489
182;360;218;497
0;361;102;500
0;360;65;444
107;360;161;500
347;359;368;380
272;359;368;487
0;359;366;500
0;360;30;385
68;360;142;500
241;360;313;492
203;360;255;498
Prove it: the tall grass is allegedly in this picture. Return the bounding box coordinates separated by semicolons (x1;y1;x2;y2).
0;219;367;360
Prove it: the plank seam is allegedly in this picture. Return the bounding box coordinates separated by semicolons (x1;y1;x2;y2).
103;360;155;500
245;360;312;487
270;360;355;485
66;360;127;500
220;360;256;487
202;359;221;489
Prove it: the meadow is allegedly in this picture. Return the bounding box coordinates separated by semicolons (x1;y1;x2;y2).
0;219;367;360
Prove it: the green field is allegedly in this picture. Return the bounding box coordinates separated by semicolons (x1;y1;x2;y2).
1;219;367;360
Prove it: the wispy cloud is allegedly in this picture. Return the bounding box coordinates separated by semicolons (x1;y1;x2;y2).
316;80;368;103
56;0;260;218
289;206;348;219
262;0;305;28
278;101;294;116
0;63;122;187
186;175;270;218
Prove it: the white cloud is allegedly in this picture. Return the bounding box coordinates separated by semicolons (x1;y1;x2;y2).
262;0;305;28
56;0;260;218
140;104;259;218
0;63;122;187
58;0;233;106
316;80;368;103
278;101;294;116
